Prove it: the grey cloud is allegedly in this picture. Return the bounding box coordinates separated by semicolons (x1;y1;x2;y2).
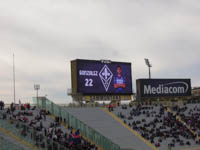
0;0;200;103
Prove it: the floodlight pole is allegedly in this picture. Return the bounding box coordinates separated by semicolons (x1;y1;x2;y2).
37;89;38;106
149;66;151;79
13;54;16;104
34;84;40;107
144;58;152;79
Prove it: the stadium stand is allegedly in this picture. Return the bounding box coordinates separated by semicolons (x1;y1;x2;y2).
0;135;25;150
170;103;200;139
33;97;121;150
33;98;200;150
2;98;200;150
64;107;153;150
111;102;200;150
0;102;99;150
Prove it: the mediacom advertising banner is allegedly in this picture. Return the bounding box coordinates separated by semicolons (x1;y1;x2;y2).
76;59;133;94
137;79;191;98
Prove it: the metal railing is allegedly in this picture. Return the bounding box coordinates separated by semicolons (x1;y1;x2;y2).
33;97;121;150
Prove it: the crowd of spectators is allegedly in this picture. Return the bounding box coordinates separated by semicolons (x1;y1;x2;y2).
172;103;200;139
0;101;97;150
112;102;200;150
4;99;200;150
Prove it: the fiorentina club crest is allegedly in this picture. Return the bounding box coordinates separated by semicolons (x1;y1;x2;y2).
99;65;113;92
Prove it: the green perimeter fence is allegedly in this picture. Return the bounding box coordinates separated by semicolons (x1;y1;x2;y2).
33;97;120;150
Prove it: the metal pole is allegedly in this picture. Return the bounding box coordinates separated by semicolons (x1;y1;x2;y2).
149;67;151;79
13;54;16;104
37;89;38;107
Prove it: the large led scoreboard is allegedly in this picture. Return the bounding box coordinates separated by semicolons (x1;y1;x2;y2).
71;59;133;101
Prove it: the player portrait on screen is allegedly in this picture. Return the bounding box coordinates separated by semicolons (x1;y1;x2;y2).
114;65;126;93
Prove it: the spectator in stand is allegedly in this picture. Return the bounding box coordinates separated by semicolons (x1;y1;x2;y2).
10;103;15;112
27;103;30;110
23;116;28;122
6;108;11;114
0;101;2;110
19;99;21;109
0;101;4;110
107;104;113;112
2;101;4;110
24;104;27;110
40;120;43;129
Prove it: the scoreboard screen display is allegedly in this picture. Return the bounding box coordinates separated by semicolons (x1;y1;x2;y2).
75;59;133;94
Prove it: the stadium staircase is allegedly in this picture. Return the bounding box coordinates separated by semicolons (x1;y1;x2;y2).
63;107;155;150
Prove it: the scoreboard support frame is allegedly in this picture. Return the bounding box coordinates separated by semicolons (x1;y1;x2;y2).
68;93;133;103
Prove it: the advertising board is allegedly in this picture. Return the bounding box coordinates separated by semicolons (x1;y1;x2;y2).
136;79;191;98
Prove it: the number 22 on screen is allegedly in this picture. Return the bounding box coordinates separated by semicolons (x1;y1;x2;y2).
85;78;93;87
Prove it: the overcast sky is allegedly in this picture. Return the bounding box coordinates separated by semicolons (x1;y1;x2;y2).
0;0;200;104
